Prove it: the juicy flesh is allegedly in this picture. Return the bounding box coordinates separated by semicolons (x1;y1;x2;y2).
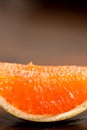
0;63;87;115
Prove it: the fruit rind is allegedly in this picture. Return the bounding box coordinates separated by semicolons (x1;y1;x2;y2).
0;96;87;122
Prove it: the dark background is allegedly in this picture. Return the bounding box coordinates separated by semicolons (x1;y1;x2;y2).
0;0;87;129
0;0;87;65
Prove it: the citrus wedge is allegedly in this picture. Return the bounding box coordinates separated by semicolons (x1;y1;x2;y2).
0;62;87;122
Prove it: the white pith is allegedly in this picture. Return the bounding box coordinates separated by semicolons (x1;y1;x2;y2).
0;96;87;122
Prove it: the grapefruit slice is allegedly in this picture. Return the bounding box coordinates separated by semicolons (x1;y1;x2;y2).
0;62;87;122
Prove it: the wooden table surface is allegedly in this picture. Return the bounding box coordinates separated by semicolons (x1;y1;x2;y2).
0;107;87;129
0;1;87;129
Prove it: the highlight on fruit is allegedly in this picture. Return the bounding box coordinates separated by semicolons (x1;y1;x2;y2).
0;62;87;122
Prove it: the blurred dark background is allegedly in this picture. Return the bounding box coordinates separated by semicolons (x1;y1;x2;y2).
0;0;87;65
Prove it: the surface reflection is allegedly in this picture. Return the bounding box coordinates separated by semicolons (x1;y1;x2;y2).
0;108;87;129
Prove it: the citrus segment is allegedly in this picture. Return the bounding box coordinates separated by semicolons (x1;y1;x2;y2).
0;62;87;122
